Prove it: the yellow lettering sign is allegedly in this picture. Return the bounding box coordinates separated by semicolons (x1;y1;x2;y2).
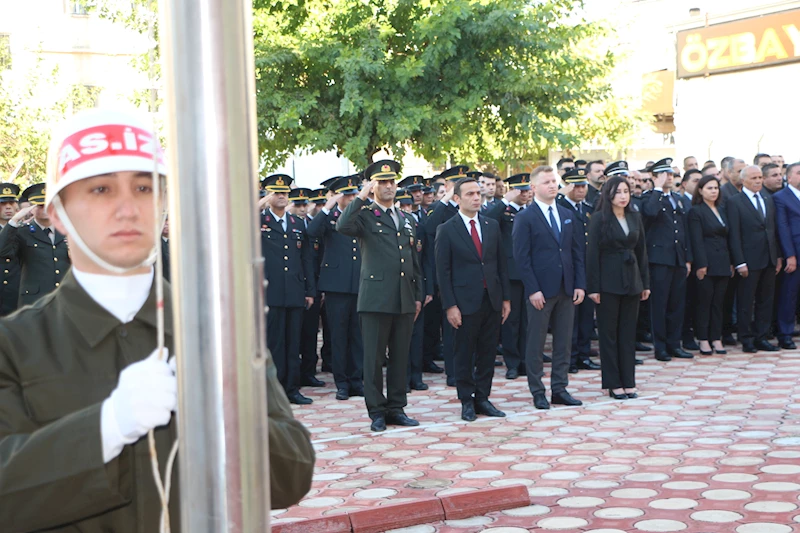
706;36;731;70
783;24;800;56
757;27;789;62
681;34;707;73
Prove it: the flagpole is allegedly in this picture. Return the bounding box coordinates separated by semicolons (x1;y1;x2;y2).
158;0;271;530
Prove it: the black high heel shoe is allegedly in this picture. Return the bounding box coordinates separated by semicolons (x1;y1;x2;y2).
609;389;627;400
700;348;713;355
714;347;727;355
626;392;638;399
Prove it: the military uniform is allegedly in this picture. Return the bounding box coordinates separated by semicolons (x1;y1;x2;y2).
641;158;694;359
486;173;531;378
0;183;21;316
261;175;316;403
0;271;315;531
337;160;423;427
307;176;364;399
0;184;70;308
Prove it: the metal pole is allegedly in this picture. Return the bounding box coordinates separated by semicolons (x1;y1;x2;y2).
159;0;271;531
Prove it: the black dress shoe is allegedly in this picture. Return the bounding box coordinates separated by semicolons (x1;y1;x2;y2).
552;391;583;406
780;339;797;350
543;354;552;363
370;417;386;432
533;393;550;410
301;376;326;387
635;358;644;365
742;342;757;353
577;358;601;370
635;342;652;352
655;350;672;361
683;339;700;351
609;389;627;400
475;400;506;417
505;368;519;380
350;386;365;397
446;376;456;387
335;388;349;400
386;412;419;426
668;348;694;359
288;392;313;405
461;401;476;422
410;381;429;391
423;362;444;373
568;364;579;374
494;359;503;366
755;339;780;352
722;334;737;346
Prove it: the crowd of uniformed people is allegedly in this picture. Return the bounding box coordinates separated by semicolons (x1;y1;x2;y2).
257;152;800;429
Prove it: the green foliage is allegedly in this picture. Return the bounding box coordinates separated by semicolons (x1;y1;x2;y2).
254;0;619;170
0;58;100;187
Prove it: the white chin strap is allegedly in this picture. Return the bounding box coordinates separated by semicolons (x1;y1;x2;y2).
51;195;158;275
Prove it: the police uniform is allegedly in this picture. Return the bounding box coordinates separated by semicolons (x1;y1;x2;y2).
337;160;424;431
307;175;364;400
395;184;434;391
315;182;338;371
290;188;326;388
486;173;530;378
260;174;316;404
423;165;469;385
0;183;21;315
0;183;70;308
641;158;694;360
557;169;601;373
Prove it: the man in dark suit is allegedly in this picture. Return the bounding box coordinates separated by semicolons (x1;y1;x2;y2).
308;175;364;399
487;173;533;379
436;177;510;421
774;163;800;349
337;160;424;432
557;168;602;374
720;158;745;202
260;174;316;404
0;183;21;315
513;166;586;410
642;158;694;361
728;165;782;352
424;165;470;386
0;183;70;308
310;187;334;372
584;160;605;206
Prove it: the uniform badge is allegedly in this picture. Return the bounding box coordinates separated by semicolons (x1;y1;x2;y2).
410;236;415;246
29;226;35;233
314;242;319;251
297;240;302;249
416;240;423;253
265;215;271;222
374;209;381;217
261;224;268;232
289;215;296;224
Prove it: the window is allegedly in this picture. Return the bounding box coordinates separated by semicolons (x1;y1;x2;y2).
69;1;88;15
0;35;10;70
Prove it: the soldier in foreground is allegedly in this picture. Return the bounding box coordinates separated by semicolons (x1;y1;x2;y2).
0;109;314;532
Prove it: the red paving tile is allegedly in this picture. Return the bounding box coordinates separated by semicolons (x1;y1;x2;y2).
272;344;800;532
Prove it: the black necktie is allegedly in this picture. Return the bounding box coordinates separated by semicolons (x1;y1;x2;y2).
755;194;765;220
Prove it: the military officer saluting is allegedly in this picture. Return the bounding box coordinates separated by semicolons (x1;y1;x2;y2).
307;174;365;401
0;183;21;316
337;160;424;432
261;174;317;404
0;182;70;307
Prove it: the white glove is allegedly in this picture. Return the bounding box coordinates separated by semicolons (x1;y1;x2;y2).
100;348;177;463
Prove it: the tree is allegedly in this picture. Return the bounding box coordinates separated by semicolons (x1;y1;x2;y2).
0;56;99;187
253;0;618;170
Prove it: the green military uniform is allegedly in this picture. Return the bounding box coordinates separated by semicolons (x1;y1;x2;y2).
0;272;315;531
337;161;424;425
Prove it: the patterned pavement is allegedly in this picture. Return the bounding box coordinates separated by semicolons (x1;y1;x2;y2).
273;344;800;532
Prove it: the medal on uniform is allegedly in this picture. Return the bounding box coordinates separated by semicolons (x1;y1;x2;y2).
416;240;423;253
261;224;268;232
314;242;319;251
409;236;414;246
297;240;302;249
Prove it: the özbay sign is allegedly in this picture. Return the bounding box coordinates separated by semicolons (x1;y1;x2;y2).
677;8;800;79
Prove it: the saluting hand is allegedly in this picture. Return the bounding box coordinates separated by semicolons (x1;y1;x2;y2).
501;300;511;324
258;192;271;210
446;305;462;328
653;172;668;189
10;205;35;225
325;193;343;211
358;180;376;201
529;291;546;311
441;187;455;204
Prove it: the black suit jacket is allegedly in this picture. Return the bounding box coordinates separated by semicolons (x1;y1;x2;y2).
687;203;731;277
556;197;593;254
485;200;523;281
720;182;740;203
641;190;692;266
586;211;649;296
727;190;779;270
307;206;361;295
435;213;509;315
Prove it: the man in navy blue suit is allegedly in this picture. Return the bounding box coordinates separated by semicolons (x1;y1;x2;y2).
772;162;800;349
436;177;511;421
513;166;586;410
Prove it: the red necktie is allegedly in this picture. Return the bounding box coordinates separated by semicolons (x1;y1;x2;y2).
470;220;486;288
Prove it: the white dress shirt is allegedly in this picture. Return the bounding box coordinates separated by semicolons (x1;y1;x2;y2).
269;209;287;231
501;198;524;210
534;197;561;231
789;184;800;202
742;186;766;215
73;267;153;324
458;210;482;242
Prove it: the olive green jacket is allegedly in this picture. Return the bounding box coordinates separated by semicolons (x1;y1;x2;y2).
0;271;314;532
337;197;424;314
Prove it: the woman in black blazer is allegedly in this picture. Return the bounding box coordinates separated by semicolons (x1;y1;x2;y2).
687;175;731;355
587;176;651;400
